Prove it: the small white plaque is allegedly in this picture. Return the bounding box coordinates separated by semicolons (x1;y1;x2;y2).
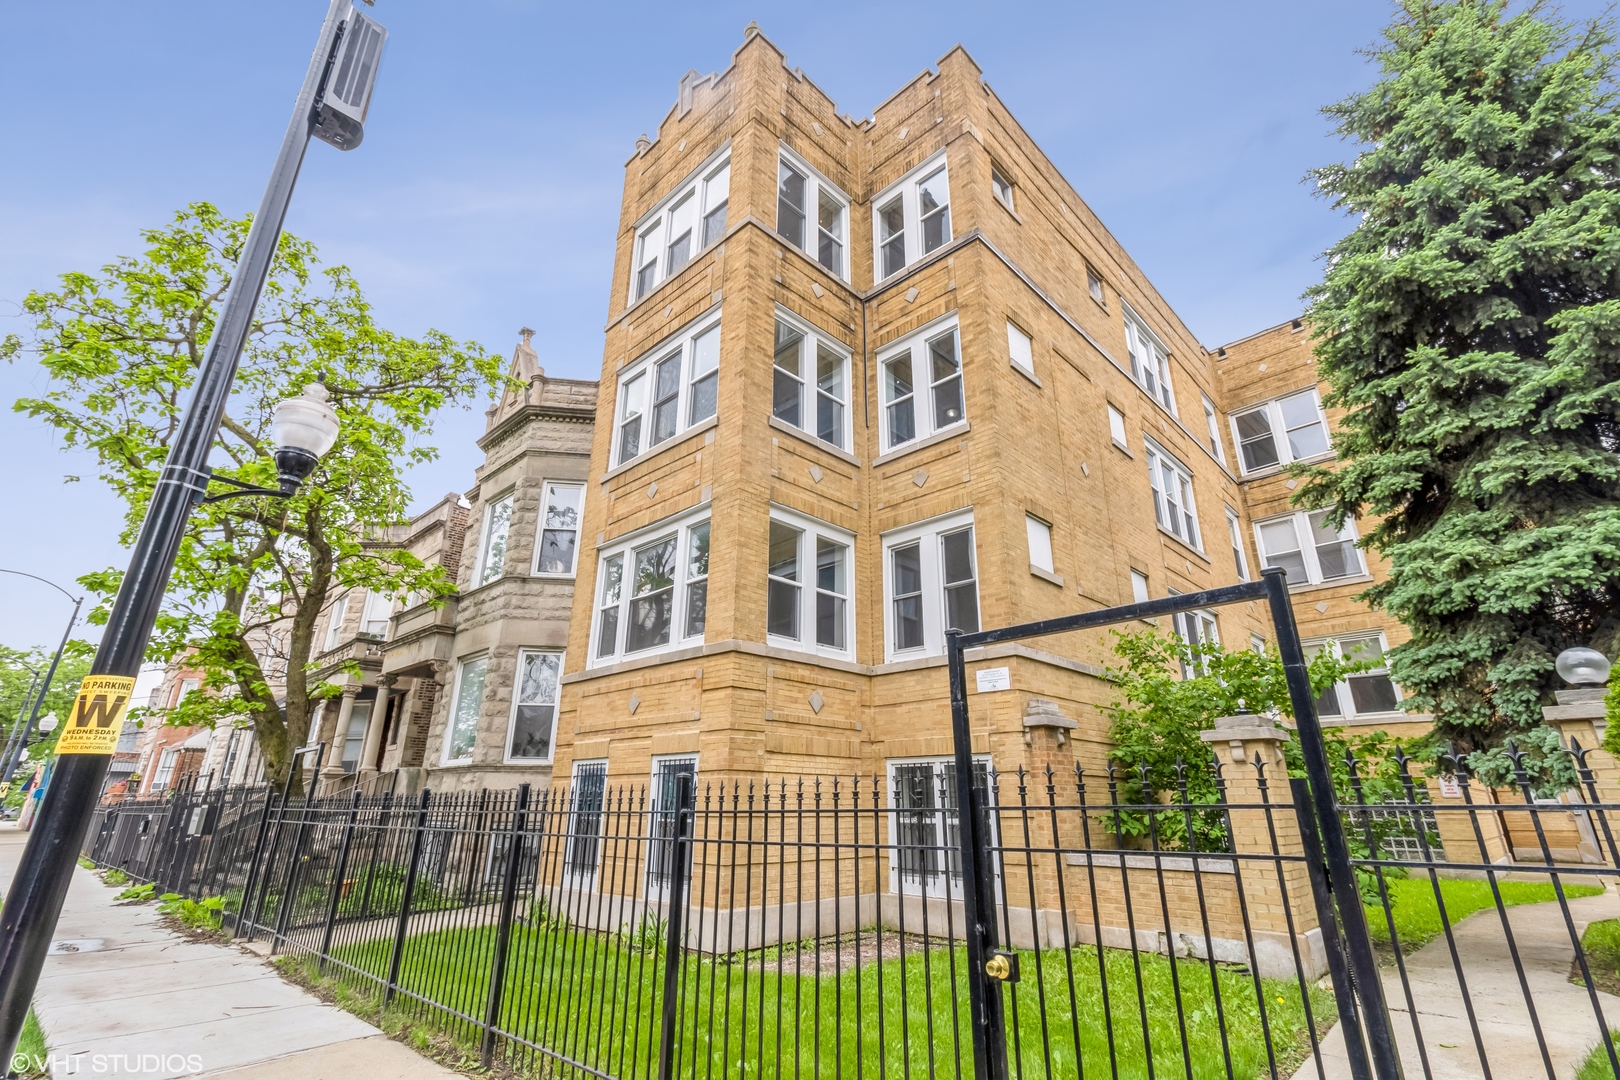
976;667;1011;693
1439;777;1462;799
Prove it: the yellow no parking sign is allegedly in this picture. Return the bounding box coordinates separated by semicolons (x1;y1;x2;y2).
55;676;136;755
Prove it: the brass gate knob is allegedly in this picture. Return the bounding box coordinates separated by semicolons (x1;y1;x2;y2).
984;953;1011;981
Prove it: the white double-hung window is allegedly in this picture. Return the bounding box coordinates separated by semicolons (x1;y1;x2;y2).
873;154;951;280
477;492;513;585
882;510;980;662
1308;634;1401;718
776;150;849;279
534;482;584;576
878;316;965;454
1123;305;1176;415
1230;389;1330;474
592;508;710;665
772;312;851;452
613;310;721;467
630;151;731;304
506;650;562;762
765;506;854;657
359;590;392;638
1145;439;1200;549
443;655;488;764
1254;510;1363;585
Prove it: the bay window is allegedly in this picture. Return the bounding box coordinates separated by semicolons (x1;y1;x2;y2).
1145;440;1200;549
630;151;731;304
771;313;850;452
443;655;487;764
873;155;951;280
883;511;979;661
879;317;965;453
507;650;562;762
1309;635;1401;718
612;312;721;467
1231;389;1330;474
591;510;711;665
535;482;584;576
1254;510;1363;585
1124;306;1176;415
776;151;848;279
478;493;513;585
765;508;853;656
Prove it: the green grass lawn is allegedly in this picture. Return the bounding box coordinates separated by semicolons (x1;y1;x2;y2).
1364;875;1604;950
313;919;1330;1080
13;1010;47;1078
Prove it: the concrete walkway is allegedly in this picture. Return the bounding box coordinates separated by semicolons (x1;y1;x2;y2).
1295;886;1620;1080
0;826;457;1080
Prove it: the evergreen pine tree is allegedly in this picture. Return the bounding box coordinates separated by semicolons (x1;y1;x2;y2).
1305;0;1620;752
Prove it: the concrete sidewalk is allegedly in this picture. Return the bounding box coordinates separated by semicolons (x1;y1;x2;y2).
0;825;456;1080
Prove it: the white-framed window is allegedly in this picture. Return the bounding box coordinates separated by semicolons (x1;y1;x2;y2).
647;755;697;899
1168;593;1219;677
176;677;201;705
776;149;848;279
1226;506;1250;581
1130;569;1150;605
1254;510;1363;586
772;312;851;452
360;590;392;639
506;650;562;762
887;757;994;898
152;748;178;790
1308;634;1401;718
478;493;513;585
566;760;608;883
990;162;1014;211
1201;394;1226;465
1123;305;1176;415
878;316;965;453
1087;267;1105;306
1107;404;1128;450
612;311;721;467
341;701;372;768
1250;633;1267;655
323;595;349;651
1026;515;1054;574
1145;440;1200;549
534;482;585;576
1006;322;1034;377
765;506;854;657
442;655;488;764
873;154;951;280
1231;389;1330;474
882;510;979;662
630;151;730;304
591;509;710;666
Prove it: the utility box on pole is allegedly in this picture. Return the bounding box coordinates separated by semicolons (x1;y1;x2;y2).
313;6;386;151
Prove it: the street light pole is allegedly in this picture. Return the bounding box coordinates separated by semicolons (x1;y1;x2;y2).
0;571;83;783
0;0;371;1061
0;668;41;787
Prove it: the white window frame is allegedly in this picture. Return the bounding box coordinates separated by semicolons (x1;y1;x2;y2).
323;595;349;651
1168;593;1219;677
611;309;722;468
647;754;698;902
477;492;514;586
877;313;966;454
1226;506;1250;581
1144;439;1201;551
1123;304;1176;415
872;153;951;280
441;653;489;766
1087;267;1105;307
1253;510;1364;586
1130;570;1150;605
1201;393;1226;465
1230;389;1332;475
628;147;731;305
152;748;178;790
1107;404;1128;450
775;146;849;281
771;309;853;453
1307;633;1403;720
885;756;995;899
359;590;392;639
990;162;1015;211
589;506;711;668
881;509;980;663
1026;515;1054;574
764;505;855;659
565;759;609;885
533;481;586;577
504;649;564;764
1006;321;1034;378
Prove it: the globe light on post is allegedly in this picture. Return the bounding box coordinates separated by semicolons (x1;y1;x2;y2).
34;715;56;735
1556;647;1612;687
269;384;341;496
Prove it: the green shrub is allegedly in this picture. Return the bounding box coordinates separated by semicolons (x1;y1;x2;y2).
76;857;95;870
114;882;155;902
156;893;226;932
100;867;128;886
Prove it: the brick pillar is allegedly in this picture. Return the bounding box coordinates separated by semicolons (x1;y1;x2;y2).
1199;714;1326;979
1426;774;1513;866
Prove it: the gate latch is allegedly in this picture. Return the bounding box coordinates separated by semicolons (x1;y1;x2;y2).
984;950;1020;983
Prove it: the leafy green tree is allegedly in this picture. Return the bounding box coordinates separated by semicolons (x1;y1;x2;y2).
1303;1;1620;754
0;641;95;763
3;203;504;789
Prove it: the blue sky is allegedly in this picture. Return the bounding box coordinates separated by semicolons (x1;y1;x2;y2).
0;1;1604;649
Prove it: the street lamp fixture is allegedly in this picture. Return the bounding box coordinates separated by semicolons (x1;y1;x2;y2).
33;715;56;736
1556;647;1611;687
201;384;342;503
